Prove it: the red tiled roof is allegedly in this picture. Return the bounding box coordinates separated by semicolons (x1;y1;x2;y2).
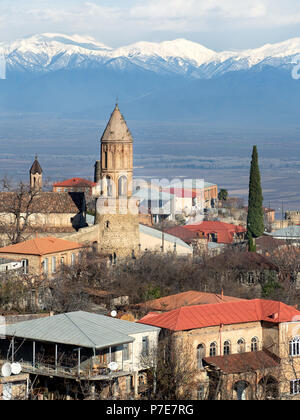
0;237;83;256
163;188;197;198
164;226;199;244
138;299;300;331
183;221;246;244
138;290;245;312
203;350;280;374
53;178;97;188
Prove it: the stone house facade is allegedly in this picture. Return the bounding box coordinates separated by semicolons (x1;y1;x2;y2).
138;299;300;400
0;236;84;278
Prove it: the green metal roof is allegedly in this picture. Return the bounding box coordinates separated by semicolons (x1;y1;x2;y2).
0;311;159;349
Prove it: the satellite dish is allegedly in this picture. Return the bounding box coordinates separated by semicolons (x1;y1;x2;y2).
108;362;118;372
1;363;12;377
11;362;22;375
111;310;117;318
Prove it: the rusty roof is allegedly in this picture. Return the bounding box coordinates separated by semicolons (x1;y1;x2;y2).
0;237;83;256
138;290;245;312
138;299;300;331
164;226;199;244
53;178;97;188
203;350;280;374
0;191;85;214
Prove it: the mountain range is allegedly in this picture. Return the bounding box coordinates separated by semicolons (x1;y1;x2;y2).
1;33;300;125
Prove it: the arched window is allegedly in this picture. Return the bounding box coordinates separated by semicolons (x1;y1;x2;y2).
237;338;246;353
223;340;231;355
104;151;108;169
197;344;205;369
209;342;217;357
106;176;113;197
118;176;127;197
289;337;300;356
251;337;258;352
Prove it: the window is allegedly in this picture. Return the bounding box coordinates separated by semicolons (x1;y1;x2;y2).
51;257;56;274
71;253;76;266
142;337;149;356
289;337;300;356
223;340;231;355
290;379;300;395
251;337;258;352
22;259;29;274
209;342;217;357
197;385;205;400
197;344;205;369
118;176;127;197
123;343;130;361
43;258;48;274
237;338;246;353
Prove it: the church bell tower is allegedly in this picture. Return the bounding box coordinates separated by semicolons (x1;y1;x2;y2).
30;156;43;192
95;104;139;258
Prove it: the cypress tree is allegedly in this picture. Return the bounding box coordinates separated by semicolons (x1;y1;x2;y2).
247;146;264;250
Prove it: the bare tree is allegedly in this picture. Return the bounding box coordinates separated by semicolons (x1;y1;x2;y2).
0;179;41;244
140;331;198;400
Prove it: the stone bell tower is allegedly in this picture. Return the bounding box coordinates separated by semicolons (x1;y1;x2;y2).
30;156;43;192
95;104;140;258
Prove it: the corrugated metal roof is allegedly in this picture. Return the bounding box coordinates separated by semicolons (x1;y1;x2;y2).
139;224;193;252
133;188;174;201
0;311;159;349
268;226;300;238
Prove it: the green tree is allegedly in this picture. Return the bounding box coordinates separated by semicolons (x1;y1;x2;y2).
218;189;228;201
247;146;264;250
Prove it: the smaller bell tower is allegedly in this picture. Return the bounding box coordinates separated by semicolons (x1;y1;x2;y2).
30;156;43;192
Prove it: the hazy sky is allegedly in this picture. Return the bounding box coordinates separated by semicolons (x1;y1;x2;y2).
1;0;300;50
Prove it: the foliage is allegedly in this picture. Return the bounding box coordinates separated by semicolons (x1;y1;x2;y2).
218;189;228;201
247;146;264;239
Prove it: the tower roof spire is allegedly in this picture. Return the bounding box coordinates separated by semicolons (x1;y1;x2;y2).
30;156;43;175
101;104;133;143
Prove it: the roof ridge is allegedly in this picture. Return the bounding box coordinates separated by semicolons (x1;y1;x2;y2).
64;313;98;348
74;312;134;341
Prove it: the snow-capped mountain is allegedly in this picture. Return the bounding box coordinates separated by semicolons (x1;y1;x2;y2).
2;33;300;78
2;33;300;125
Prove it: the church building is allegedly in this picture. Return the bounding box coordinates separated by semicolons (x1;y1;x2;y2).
95;104;140;258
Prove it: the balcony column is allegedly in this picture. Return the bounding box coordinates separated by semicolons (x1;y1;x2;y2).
55;344;58;372
11;337;14;363
33;341;36;368
78;348;81;376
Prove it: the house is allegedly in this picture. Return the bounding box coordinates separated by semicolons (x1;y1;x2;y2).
183;221;246;245
0;237;85;277
204;251;278;286
139;224;193;256
266;226;300;244
53;178;99;197
133;188;175;224
256;236;285;257
0;311;160;400
0;191;87;245
165;180;218;209
135;290;245;313
138;299;300;400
